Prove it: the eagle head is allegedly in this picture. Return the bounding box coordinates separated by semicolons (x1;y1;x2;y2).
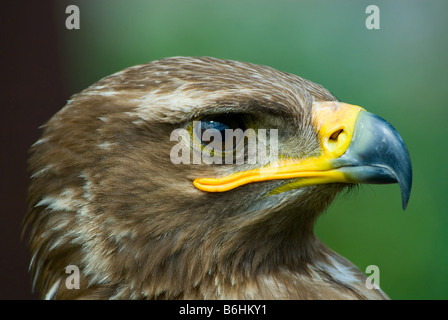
24;57;412;299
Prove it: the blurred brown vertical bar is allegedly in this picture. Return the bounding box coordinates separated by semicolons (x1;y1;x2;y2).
0;1;68;299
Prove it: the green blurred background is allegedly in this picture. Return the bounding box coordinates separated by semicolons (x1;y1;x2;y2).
55;0;447;299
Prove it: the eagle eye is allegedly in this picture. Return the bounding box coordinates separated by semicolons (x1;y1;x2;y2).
192;114;249;153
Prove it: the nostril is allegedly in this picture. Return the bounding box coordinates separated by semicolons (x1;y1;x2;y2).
330;129;344;141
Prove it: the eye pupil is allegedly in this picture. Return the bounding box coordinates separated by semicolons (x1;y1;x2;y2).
201;120;229;133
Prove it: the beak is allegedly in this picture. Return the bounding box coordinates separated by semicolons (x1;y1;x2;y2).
193;102;412;210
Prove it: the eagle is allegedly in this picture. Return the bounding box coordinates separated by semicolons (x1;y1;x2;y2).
24;56;412;300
